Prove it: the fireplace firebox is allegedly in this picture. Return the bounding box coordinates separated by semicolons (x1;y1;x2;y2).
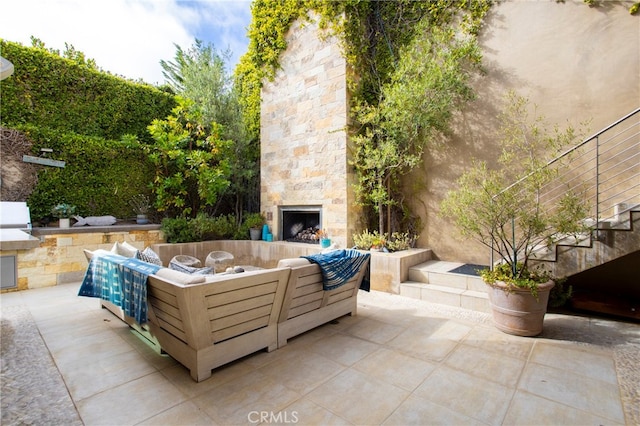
279;206;322;243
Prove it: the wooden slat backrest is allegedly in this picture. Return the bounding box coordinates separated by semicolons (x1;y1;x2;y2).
148;268;290;350
203;271;286;344
147;277;189;343
281;260;368;321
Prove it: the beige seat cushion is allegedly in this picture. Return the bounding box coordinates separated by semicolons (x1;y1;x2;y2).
155;268;206;285
277;258;311;268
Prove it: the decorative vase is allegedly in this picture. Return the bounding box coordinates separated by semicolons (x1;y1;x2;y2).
59;218;70;228
487;280;555;337
250;228;262;240
262;224;269;240
136;214;149;224
320;238;331;248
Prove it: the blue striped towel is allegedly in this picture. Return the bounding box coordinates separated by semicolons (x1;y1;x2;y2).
78;253;162;324
301;249;370;291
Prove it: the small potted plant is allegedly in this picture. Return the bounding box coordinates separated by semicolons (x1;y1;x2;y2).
370;234;387;252
244;213;265;240
51;203;77;228
441;92;589;336
130;194;150;224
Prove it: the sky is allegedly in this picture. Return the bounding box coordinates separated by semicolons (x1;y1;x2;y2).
1;0;253;85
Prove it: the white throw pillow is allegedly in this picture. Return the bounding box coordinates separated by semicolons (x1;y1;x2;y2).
155;268;206;285
111;241;139;258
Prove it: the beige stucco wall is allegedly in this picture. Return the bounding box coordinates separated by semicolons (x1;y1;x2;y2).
412;0;639;265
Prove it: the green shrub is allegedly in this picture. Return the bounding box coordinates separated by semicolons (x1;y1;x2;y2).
161;213;239;243
160;217;197;243
386;232;416;252
191;213;237;241
352;229;387;250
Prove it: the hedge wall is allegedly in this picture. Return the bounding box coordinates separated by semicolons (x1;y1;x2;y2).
0;40;175;143
1;40;176;221
16;124;155;221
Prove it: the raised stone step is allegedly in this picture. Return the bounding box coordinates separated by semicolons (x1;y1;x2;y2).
400;281;491;313
408;260;486;292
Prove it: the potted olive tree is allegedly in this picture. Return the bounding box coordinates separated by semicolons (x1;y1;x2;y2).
441;92;589;336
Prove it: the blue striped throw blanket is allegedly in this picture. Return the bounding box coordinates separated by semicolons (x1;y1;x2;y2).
302;249;370;291
78;253;162;324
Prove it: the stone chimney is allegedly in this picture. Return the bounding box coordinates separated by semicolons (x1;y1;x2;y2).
260;14;360;248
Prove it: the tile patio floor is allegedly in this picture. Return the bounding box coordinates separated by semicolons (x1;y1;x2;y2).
1;282;638;425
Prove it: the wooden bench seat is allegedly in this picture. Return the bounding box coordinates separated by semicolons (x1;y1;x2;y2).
276;257;369;348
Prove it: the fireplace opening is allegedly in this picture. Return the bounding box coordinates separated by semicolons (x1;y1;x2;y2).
280;206;322;243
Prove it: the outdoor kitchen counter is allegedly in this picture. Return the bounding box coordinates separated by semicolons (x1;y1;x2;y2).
0;228;40;250
32;223;161;236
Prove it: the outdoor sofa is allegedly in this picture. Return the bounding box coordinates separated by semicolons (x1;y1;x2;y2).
80;247;370;382
276;257;367;348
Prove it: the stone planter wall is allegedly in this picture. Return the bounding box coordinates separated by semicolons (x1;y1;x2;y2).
0;226;163;292
2;227;432;295
152;241;432;294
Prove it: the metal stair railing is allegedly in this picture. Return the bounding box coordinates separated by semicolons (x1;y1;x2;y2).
491;107;640;268
543;107;640;230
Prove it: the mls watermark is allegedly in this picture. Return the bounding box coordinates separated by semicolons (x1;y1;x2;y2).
247;410;299;424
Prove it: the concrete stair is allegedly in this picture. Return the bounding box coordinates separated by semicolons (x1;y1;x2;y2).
530;209;640;279
399;260;491;313
399;209;639;316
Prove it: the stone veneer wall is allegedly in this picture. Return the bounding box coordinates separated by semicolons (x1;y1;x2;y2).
261;14;359;249
1;228;163;291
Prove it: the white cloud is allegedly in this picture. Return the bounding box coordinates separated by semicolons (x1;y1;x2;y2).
1;0;252;84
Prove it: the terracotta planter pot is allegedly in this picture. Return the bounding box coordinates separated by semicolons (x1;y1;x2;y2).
487;280;555;337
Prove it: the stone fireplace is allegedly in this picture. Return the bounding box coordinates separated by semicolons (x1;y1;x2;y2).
280;205;322;242
260;14;360;248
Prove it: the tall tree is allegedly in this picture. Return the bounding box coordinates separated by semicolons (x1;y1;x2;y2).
160;40;259;219
146;97;233;218
351;22;483;235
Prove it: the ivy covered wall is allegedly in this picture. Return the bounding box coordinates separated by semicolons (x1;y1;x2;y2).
1;40;175;142
0;40;176;221
240;0;638;264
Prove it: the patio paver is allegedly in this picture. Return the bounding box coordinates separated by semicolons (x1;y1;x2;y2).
1;282;638;425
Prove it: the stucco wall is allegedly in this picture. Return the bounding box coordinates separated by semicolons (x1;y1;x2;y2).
412;0;639;265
